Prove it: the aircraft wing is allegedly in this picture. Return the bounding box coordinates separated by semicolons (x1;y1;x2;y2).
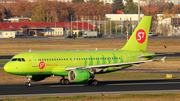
65;57;166;71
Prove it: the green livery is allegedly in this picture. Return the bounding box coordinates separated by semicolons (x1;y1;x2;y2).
4;16;162;87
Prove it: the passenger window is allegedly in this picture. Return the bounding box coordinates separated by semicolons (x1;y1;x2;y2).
12;58;17;61
22;58;25;62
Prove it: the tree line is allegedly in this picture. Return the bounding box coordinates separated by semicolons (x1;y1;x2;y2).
0;0;112;22
0;0;180;22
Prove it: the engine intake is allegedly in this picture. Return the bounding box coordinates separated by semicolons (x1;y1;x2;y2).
68;70;90;82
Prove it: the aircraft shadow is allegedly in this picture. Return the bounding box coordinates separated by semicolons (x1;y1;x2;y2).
37;79;180;87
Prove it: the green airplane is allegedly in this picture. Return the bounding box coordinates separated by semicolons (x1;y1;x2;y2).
4;16;165;87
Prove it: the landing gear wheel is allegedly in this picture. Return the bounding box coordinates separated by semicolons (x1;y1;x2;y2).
60;79;65;85
88;80;93;85
92;80;98;86
88;79;98;86
91;80;98;86
60;79;69;85
25;82;32;87
64;79;69;85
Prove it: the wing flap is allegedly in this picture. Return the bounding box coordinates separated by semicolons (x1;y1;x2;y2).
65;57;166;71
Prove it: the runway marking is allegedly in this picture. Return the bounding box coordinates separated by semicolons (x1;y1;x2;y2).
107;81;180;86
49;84;85;87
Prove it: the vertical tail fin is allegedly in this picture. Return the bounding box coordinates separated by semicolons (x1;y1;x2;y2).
121;16;152;52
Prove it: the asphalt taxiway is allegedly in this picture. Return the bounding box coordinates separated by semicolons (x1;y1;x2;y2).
1;79;180;98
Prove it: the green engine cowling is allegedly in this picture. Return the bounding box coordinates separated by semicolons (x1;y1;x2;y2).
68;69;90;82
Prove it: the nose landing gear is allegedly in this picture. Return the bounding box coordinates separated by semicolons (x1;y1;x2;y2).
25;75;32;87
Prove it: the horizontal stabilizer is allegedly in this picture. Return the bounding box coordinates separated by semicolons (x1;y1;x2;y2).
137;53;174;58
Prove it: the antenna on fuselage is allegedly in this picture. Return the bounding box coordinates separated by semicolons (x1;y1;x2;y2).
29;49;31;52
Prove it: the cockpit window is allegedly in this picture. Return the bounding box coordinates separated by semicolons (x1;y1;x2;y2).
12;58;17;61
22;58;25;62
11;58;25;62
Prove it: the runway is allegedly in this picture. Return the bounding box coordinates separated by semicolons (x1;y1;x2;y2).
1;79;180;98
0;46;180;98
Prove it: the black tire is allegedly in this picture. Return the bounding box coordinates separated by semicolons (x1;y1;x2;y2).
88;80;93;85
60;79;64;85
92;80;98;86
25;82;32;87
64;79;69;85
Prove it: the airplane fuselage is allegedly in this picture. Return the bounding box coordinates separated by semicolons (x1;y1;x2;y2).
4;50;154;76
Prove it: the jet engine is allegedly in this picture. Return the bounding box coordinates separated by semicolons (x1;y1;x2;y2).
68;70;90;82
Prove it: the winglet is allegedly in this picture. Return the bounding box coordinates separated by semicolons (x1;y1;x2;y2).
153;56;166;62
161;56;166;63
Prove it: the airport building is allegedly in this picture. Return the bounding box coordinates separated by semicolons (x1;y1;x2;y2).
0;22;98;38
0;30;16;38
157;17;180;36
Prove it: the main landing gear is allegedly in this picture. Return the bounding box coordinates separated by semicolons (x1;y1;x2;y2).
88;79;98;86
25;75;32;87
60;76;69;85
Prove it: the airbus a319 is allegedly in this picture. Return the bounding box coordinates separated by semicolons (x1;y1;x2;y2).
4;16;165;87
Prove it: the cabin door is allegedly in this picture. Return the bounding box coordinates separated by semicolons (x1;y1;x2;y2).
123;52;130;62
30;54;38;67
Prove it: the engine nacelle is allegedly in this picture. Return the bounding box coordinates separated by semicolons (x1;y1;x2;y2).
31;75;51;82
68;70;90;82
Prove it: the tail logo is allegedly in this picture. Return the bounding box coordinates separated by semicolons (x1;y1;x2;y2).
136;29;146;43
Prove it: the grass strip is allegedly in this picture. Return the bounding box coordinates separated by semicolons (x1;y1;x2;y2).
1;93;180;101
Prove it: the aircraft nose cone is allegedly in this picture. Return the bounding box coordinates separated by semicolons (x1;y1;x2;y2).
4;63;12;73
